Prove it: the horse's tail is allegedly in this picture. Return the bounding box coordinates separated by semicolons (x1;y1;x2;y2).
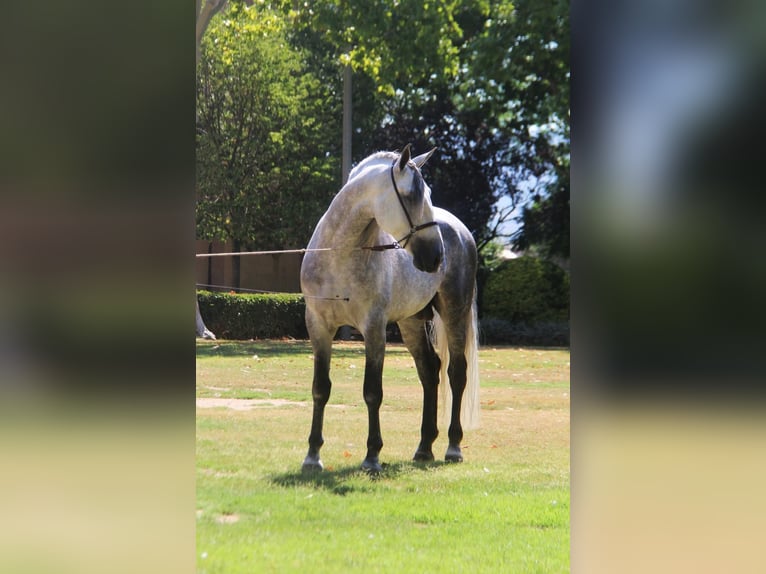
433;289;480;431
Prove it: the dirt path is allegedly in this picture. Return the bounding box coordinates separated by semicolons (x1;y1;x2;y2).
195;398;351;410
196;398;308;410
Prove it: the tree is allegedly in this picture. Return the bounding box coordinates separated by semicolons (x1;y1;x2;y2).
512;156;569;262
287;0;570;261
280;0;465;95
474;0;569;259
195;0;236;339
196;2;338;286
197;0;228;64
196;0;570;273
360;89;498;251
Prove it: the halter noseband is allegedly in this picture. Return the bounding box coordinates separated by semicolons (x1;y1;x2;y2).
387;160;438;248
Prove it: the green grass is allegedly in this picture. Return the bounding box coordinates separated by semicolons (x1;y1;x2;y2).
197;340;569;573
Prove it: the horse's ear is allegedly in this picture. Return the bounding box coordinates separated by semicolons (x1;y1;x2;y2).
398;144;412;171
412;147;437;169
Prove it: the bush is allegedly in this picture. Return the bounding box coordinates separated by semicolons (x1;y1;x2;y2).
197;291;307;340
481;256;569;345
483;256;569;324
479;317;569;347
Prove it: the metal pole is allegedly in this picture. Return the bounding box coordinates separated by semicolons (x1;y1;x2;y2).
342;64;352;184
339;64;353;340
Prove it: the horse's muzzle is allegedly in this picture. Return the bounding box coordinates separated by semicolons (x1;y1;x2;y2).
411;236;444;273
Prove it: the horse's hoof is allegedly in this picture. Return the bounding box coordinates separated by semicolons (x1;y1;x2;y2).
302;455;324;472
413;450;435;462
361;457;382;475
445;445;463;463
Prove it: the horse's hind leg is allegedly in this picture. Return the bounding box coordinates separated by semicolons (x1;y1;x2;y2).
302;317;334;472
444;322;469;463
399;316;440;462
433;303;470;463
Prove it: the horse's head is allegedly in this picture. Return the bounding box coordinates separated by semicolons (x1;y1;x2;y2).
374;144;444;273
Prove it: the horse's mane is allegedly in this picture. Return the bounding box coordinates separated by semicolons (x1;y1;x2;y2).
347;151;399;183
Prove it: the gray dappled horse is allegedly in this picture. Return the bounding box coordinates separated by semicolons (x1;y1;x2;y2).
300;145;480;474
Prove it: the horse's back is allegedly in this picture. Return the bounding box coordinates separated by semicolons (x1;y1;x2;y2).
433;207;478;307
433;206;467;229
434;207;477;266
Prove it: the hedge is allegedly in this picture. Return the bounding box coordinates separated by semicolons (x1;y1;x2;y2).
479;318;569;347
481;256;569;346
483;256;569;323
198;254;571;346
197;291;307;340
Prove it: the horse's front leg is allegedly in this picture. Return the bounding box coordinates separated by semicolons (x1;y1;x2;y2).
361;327;386;474
302;322;334;472
398;317;440;462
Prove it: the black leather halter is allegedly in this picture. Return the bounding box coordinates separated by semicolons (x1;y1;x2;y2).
361;159;438;252
387;161;439;246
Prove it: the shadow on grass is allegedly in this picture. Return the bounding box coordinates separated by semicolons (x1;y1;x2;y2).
196;339;416;361
196;340;312;359
196;340;391;359
270;460;448;496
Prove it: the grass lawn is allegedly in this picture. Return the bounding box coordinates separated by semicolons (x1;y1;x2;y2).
196;340;570;573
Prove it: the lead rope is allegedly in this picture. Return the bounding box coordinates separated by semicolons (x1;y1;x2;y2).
206;158;440;301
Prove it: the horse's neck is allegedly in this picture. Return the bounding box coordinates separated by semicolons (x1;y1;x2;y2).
316;184;377;248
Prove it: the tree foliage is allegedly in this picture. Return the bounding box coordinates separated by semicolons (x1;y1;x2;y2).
281;0;466;95
348;0;571;301
513;156;570;260
196;3;338;251
483;255;569;323
196;0;570;264
334;0;570;258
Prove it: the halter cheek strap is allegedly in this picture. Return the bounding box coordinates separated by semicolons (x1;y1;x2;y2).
387;162;438;248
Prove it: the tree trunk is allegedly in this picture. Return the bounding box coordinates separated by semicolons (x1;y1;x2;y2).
196;0;228;65
195;1;228;340
337;64;352;341
196;297;216;339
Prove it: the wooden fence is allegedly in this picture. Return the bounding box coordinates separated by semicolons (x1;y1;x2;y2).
195;239;302;294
